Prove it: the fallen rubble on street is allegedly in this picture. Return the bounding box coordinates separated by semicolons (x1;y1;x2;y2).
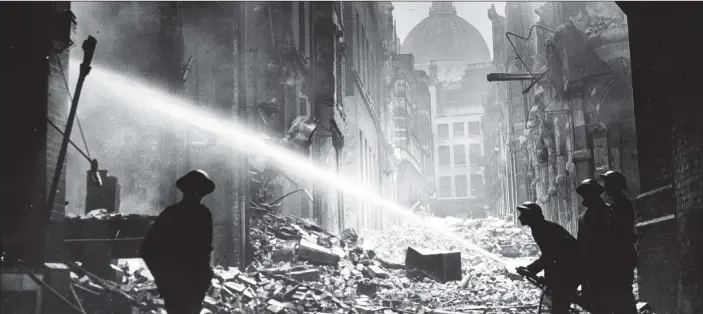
67;210;548;314
66;210;649;314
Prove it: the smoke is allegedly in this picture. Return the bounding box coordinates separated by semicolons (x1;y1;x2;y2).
64;67;242;216
65;2;181;215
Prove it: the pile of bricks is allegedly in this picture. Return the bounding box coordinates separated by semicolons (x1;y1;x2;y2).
67;211;549;314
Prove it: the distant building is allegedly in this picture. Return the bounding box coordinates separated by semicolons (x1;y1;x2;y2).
387;54;435;215
402;1;493;217
401;1;491;83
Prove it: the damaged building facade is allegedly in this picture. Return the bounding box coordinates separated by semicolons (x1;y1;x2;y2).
339;1;401;234
57;1;420;268
4;0;423;275
486;2;637;234
64;2;348;267
386;54;435;216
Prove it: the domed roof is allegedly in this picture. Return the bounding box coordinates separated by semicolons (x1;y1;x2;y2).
401;1;491;66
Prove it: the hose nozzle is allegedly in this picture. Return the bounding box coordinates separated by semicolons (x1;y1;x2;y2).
89;158;103;187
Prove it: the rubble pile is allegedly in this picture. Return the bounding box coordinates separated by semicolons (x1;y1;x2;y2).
364;217;538;262
67;212;546;314
362;217;542;307
65;208;157;222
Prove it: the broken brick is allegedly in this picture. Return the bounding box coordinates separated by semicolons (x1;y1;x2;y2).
266;299;286;313
287;269;321;282
297;241;340;265
355;279;378;297
366;265;390;279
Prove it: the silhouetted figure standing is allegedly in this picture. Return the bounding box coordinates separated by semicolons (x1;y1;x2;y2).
601;171;639;314
576;179;611;314
517;202;580;314
140;170;215;314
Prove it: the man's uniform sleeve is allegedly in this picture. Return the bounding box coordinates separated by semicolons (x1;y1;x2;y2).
528;224;577;273
527;254;549;274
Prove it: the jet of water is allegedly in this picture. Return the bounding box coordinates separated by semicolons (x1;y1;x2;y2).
77;64;511;268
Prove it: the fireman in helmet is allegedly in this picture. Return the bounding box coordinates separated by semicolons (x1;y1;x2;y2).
516;202;580;314
601;170;639;314
576;179;611;314
140;170;215;314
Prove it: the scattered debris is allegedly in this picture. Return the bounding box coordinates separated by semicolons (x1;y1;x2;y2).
66;212;649;314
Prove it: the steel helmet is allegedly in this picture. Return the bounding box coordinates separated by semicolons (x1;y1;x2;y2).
576;178;605;197
517;201;544;218
600;170;628;191
176;169;216;196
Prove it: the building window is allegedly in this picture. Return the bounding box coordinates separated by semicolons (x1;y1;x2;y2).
439;146;450;167
439;176;452;198
471;174;484;196
453;145;466;166
469;144;481;165
455;175;468;198
453;122;464;137
468;121;481;136
438;124;449;138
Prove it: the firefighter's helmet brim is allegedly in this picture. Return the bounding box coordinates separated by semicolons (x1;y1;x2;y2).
176;170;215;196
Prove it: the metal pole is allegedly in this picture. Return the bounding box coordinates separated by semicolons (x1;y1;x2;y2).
45;36;97;228
236;1;250;271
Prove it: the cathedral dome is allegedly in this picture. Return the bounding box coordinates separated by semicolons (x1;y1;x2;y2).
401;1;491;66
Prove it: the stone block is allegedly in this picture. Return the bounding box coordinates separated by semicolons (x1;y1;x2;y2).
267;299;286;313
271;240;298;262
366;265;390;279
355;279;378;297
297;240;340;265
404;247;462;283
43;263;70;292
354;305;386;314
287;269;321;282
237;274;257;287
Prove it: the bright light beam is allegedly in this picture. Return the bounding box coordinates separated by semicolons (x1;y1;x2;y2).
82;65;509;267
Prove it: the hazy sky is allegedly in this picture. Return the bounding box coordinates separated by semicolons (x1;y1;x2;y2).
392;2;507;59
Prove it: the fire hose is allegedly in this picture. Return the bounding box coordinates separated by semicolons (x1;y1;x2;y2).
45;35;98;223
516;267;586;314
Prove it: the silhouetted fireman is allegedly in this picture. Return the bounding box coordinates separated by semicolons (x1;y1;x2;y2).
140;170;215;314
517;202;580;314
601;170;639;314
576;179;611;314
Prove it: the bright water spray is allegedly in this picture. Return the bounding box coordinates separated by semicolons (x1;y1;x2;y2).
72;62;513;269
